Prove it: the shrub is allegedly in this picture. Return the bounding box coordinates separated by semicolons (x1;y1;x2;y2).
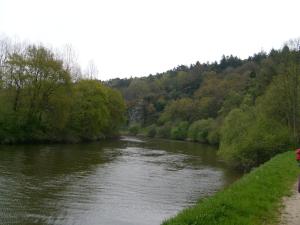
207;128;220;145
129;124;141;135
170;121;189;140
156;122;172;138
187;118;214;143
146;124;157;137
207;119;221;145
219;108;294;171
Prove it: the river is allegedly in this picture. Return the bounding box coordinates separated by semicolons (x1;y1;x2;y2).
0;136;240;225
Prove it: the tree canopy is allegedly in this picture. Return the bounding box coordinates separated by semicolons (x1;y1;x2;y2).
0;38;125;143
110;38;300;171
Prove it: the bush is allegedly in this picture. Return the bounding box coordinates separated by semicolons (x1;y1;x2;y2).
207;119;221;145
156;122;172;138
207;128;220;145
170;121;189;140
146;124;157;137
187;119;214;143
219;108;294;171
129;124;141;135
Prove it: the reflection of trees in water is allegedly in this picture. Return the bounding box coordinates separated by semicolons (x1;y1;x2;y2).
0;140;126;177
0;138;241;225
0;140;126;225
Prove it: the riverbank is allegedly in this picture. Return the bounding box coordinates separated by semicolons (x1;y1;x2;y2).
162;151;298;225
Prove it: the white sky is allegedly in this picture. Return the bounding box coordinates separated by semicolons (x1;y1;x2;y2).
0;0;300;80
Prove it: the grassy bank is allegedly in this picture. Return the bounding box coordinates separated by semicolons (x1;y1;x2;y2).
162;151;298;225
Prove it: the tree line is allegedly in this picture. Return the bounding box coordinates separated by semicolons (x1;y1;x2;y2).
0;37;125;143
109;39;300;171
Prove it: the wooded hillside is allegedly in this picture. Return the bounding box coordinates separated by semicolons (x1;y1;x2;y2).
109;39;300;171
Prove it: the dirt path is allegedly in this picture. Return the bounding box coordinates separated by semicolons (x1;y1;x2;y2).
280;182;300;225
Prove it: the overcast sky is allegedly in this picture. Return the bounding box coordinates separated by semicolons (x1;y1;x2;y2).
0;0;300;80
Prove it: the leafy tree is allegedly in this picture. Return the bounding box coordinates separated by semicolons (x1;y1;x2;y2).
0;38;126;143
105;87;126;135
68;80;110;140
219;55;243;70
219;107;293;171
0;45;72;141
160;98;198;123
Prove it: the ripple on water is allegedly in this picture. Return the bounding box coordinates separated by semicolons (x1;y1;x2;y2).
0;137;239;225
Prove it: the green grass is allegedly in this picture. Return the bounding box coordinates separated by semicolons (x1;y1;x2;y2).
162;151;298;225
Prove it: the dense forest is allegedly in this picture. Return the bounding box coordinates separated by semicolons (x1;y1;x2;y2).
1;35;299;171
0;38;125;143
108;39;300;171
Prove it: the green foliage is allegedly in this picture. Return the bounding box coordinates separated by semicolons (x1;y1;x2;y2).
187;119;214;143
156;122;172;139
129;124;141;136
145;124;157;137
0;45;72;142
194;72;248;119
111;39;300;172
206;118;221;145
218;91;243;116
68;80;110;140
0;40;126;143
219;108;293;171
160;98;198;123
218;47;300;170
219;54;243;70
103;87;126;135
170;121;189;140
163;151;298;225
207;128;220;145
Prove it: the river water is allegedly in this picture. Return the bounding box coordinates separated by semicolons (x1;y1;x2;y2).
0;136;240;225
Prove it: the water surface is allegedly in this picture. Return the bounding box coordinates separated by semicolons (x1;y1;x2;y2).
0;137;240;225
